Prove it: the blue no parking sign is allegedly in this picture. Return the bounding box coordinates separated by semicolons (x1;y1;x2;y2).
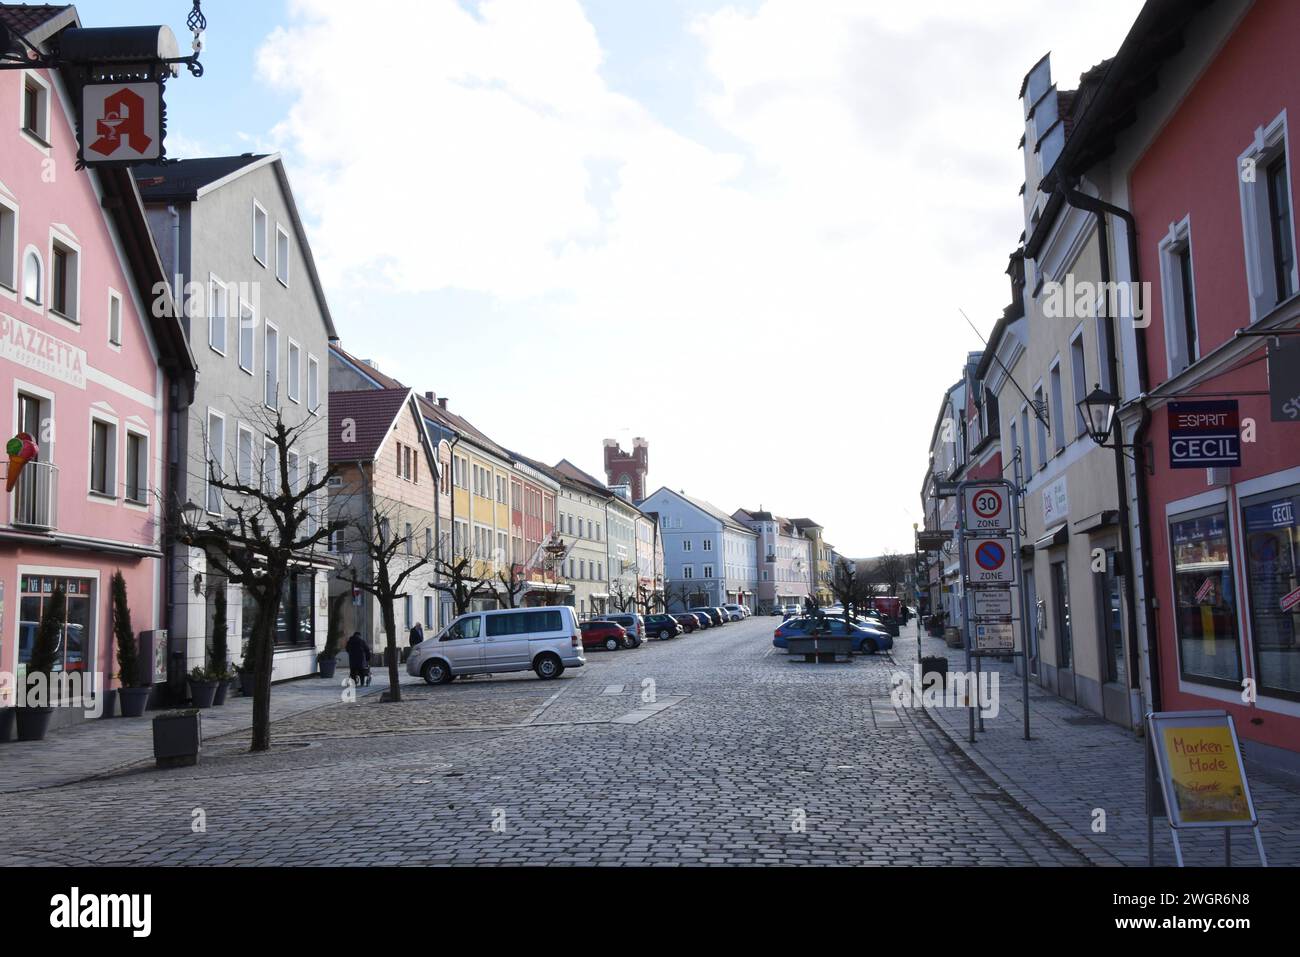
965;537;1016;584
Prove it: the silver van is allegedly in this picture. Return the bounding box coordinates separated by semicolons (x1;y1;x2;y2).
408;606;585;684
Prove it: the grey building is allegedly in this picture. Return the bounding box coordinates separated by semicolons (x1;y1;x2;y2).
639;487;758;611
137;154;337;681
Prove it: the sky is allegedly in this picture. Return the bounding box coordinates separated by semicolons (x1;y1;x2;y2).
78;0;1143;556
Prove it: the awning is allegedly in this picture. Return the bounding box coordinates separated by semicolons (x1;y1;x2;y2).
1072;509;1120;533
1034;524;1068;551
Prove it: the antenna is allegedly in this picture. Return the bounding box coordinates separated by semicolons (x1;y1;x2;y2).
960;308;1048;429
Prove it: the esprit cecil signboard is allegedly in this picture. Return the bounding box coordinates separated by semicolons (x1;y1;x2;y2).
1268;337;1300;422
80;82;163;165
1168;400;1241;469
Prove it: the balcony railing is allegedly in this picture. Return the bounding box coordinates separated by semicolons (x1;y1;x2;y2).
8;460;59;530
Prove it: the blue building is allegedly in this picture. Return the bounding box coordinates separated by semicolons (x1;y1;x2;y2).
639;488;758;611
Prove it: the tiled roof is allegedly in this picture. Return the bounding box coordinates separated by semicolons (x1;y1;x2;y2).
135;155;271;202
649;488;750;533
554;458;608;492
328;388;412;463
0;3;73;40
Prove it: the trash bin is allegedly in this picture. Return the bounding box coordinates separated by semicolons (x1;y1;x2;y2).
153;709;201;769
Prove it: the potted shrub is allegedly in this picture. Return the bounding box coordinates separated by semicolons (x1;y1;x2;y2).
113;571;152;718
209;587;234;706
237;654;256;697
187;666;219;709
317;592;345;679
16;584;63;741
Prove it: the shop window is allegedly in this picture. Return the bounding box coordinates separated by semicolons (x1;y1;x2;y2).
1170;507;1243;687
17;575;93;677
1242;489;1300;700
241;570;314;652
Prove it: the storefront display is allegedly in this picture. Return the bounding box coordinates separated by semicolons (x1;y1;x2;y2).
1169;508;1242;686
1242;488;1300;700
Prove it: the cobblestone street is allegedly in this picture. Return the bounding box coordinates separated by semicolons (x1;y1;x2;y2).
0;619;1088;866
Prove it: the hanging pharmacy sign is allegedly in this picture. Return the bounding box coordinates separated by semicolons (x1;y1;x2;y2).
80;82;163;165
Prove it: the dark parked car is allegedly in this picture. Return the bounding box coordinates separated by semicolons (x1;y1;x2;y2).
689;606;724;627
595;613;644;648
671;613;699;633
580;620;627;652
643;614;683;640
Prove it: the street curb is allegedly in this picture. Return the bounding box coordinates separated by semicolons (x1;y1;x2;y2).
920;706;1125;867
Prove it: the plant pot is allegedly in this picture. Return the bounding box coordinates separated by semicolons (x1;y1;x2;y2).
213;679;230;706
119;686;152;718
152;709;201;768
920;655;949;688
100;689;118;719
239;671;256;697
0;707;14;743
318;657;337;679
15;706;53;741
188;679;218;709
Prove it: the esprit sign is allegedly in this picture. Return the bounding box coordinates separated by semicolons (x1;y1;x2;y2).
80;83;162;165
0;313;86;388
1168;400;1241;469
964;486;1010;533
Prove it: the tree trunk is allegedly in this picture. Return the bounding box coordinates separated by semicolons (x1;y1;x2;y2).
249;588;281;753
380;599;401;703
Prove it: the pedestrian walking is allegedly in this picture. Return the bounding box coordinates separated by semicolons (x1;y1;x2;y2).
408;620;424;648
345;631;370;687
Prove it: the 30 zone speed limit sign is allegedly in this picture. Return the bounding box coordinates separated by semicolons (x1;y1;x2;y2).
964;485;1011;532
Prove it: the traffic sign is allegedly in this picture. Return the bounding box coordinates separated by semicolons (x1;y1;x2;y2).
972;589;1013;618
966;538;1015;584
973;621;1015;652
964;485;1011;533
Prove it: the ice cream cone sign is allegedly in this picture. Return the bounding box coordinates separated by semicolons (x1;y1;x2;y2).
5;433;39;493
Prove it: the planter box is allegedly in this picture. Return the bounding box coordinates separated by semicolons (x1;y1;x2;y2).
188;679;218;709
318;657;337;679
119;686;152;718
213;680;230;706
100;689;118;719
15;707;53;741
786;636;853;662
153;709;201;768
943;627;964;650
921;655;949;687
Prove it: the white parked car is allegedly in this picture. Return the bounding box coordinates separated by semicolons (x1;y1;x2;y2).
408;606;585;684
722;603;747;621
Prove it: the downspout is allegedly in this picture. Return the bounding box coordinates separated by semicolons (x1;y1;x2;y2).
163;204;184;703
1061;185;1161;714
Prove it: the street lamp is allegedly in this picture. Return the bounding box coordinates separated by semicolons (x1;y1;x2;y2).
1076;383;1153;473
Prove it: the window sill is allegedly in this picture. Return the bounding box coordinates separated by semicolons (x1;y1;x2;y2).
88;490;118;503
49;309;78;325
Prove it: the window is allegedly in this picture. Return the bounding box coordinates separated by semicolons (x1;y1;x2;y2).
287;450;299;496
307;459;320;534
307;355;320;413
107;291;122;347
1033;385;1048;471
0;199;17;290
21;73;49;144
125;432;147;505
275;225;290;286
1096;549;1124;685
1020;405;1032;473
253;201;268;265
1170;507;1242;687
22;249;41;305
1239;116;1297;319
1070;334;1088;435
264;322;279;408
405;523;413;557
263;437;279;494
1008;419;1020;476
242;571;314;648
1049;361;1065;452
424;596;434;629
238;301;255;373
683;539;693;552
203;278;226;353
404;595;413;630
287;340;301;403
90;419;116;497
703;564;714;579
49;240;78;319
1051;561;1072;669
18;576;93;677
206;411;225;513
1241;489;1300;700
703;539;713;551
237;426;255;487
683;566;694;579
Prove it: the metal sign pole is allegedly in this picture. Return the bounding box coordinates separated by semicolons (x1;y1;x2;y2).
956;486;974;743
1007;474;1030;742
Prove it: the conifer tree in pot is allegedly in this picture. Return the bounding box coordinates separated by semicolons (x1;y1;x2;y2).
316;592;345;679
211;586;233;705
16;584;63;741
113;571;152;718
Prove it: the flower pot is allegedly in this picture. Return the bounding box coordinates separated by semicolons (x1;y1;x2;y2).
119;686;152;718
920;655;949;688
15;706;53;741
188;679;218;709
213;679;230;706
152;709;201;769
100;689;118;719
239;671;256;697
318;657;337;679
0;707;14;743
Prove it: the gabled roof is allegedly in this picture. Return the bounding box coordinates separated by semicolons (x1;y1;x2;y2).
791;518;822;531
0;3;76;43
555;458;609;492
134;153;338;339
328;388;413;463
646;487;753;534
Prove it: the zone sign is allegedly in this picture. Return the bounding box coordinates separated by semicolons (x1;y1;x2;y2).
966;537;1016;585
964;485;1011;533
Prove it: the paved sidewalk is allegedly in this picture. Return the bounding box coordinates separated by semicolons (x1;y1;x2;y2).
894;623;1300;867
0;674;383;793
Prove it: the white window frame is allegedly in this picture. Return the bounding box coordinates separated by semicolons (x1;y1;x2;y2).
206;408;226;515
87;412;118;500
124;427;149;507
1032;383;1048;472
1158;214;1199;377
107;288;123;349
252;199;269;267
287;338;301;404
47;229;81;324
237;423;255;488
264;319;280;410
238;299;255;374
208;275;228;355
263;436;279;494
0;193;18;296
1238;110;1298;321
307;354;320;413
275;224;290;286
683;565;694;580
1069;327;1088;436
1048;358;1065;452
19;71;51;153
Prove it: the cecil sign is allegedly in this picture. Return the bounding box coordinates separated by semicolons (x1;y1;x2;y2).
80;83;162;165
1168;400;1241;469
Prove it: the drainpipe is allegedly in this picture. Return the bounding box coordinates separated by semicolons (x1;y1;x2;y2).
1060;184;1162;714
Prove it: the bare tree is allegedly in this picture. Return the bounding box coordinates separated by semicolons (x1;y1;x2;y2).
495;562;529;609
180;408;332;753
828;558;862;631
338;503;434;703
430;547;497;617
667;581;695;612
609;577;636;612
870;550;909;597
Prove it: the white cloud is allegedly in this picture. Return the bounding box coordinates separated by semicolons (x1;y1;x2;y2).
257;0;1142;554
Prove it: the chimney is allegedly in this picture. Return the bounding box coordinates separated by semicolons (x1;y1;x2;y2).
439;397;449;410
425;391;436;404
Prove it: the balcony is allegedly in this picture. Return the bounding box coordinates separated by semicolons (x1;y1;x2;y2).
7;460;59;531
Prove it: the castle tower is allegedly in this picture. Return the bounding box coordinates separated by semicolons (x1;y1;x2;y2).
603;437;648;502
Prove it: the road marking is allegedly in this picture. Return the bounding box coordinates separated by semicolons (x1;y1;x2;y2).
601;684;626;695
611;695;689;724
522;688;568;725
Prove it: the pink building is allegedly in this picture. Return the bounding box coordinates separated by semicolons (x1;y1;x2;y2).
0;6;195;728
